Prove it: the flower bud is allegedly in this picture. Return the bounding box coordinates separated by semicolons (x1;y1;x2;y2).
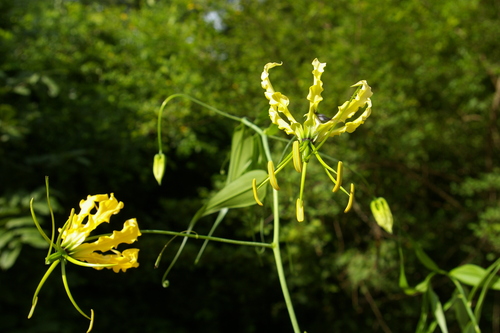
153;153;166;185
370;197;393;234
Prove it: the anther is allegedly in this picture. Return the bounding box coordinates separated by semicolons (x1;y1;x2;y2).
252;178;264;206
332;161;343;192
296;198;304;222
292;141;302;173
267;160;280;190
344;183;355;213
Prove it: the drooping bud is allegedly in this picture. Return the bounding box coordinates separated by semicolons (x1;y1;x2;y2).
370;197;393;234
153;153;166;185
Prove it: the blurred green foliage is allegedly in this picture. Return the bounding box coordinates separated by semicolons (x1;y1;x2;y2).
0;0;499;332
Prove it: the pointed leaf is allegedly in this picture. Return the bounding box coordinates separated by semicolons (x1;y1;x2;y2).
203;170;267;216
428;287;449;333
415;245;442;273
449;264;500;290
227;125;255;183
0;241;22;270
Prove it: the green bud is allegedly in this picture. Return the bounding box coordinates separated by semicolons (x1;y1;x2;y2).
153;153;166;185
370;197;393;234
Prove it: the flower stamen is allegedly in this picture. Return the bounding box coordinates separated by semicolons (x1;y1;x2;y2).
292;141;302;173
267;160;280;191
296;198;304;222
252;178;264;206
344;183;355;213
332;161;343;193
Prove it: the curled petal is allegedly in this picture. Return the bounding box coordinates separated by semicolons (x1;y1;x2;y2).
61;194;125;251
72;218;141;258
305;58;326;114
91;193;124;225
333;80;373;124
330;99;372;136
303;58;327;138
81;248;140;273
262;61;301;136
314;81;372;141
261;62;282;92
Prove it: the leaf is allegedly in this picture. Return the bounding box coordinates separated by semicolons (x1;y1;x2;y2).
0;230;15;249
40;75;59;97
428;286;449;333
0;241;22;270
226;124;256;183
5;216;34;228
449;264;500;290
415;244;443;273
203;170;268;216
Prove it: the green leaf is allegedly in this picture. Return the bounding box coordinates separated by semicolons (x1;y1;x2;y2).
203;170;268;216
5;216;34;228
415;244;443;273
0;240;22;270
449;264;500;290
226;124;256;183
428;286;449;333
40;75;59;97
0;230;15;249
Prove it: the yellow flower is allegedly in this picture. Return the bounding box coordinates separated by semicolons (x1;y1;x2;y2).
29;191;141;331
261;58;372;143
255;59;373;221
59;194;141;272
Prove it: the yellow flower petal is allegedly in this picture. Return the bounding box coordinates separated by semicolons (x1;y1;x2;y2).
261;61;302;136
72;218;141;258
81;248;140;273
331;80;373;124
61;194;125;251
315;80;373;141
306;58;326;112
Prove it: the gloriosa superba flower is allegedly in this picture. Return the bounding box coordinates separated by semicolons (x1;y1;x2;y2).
29;192;141;332
253;58;373;222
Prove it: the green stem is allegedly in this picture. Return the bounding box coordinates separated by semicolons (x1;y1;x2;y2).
155;94;301;331
271;188;301;333
157;94;245;154
141;229;273;248
30;259;60;309
44;176;56;260
61;260;91;320
249;115;301;332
